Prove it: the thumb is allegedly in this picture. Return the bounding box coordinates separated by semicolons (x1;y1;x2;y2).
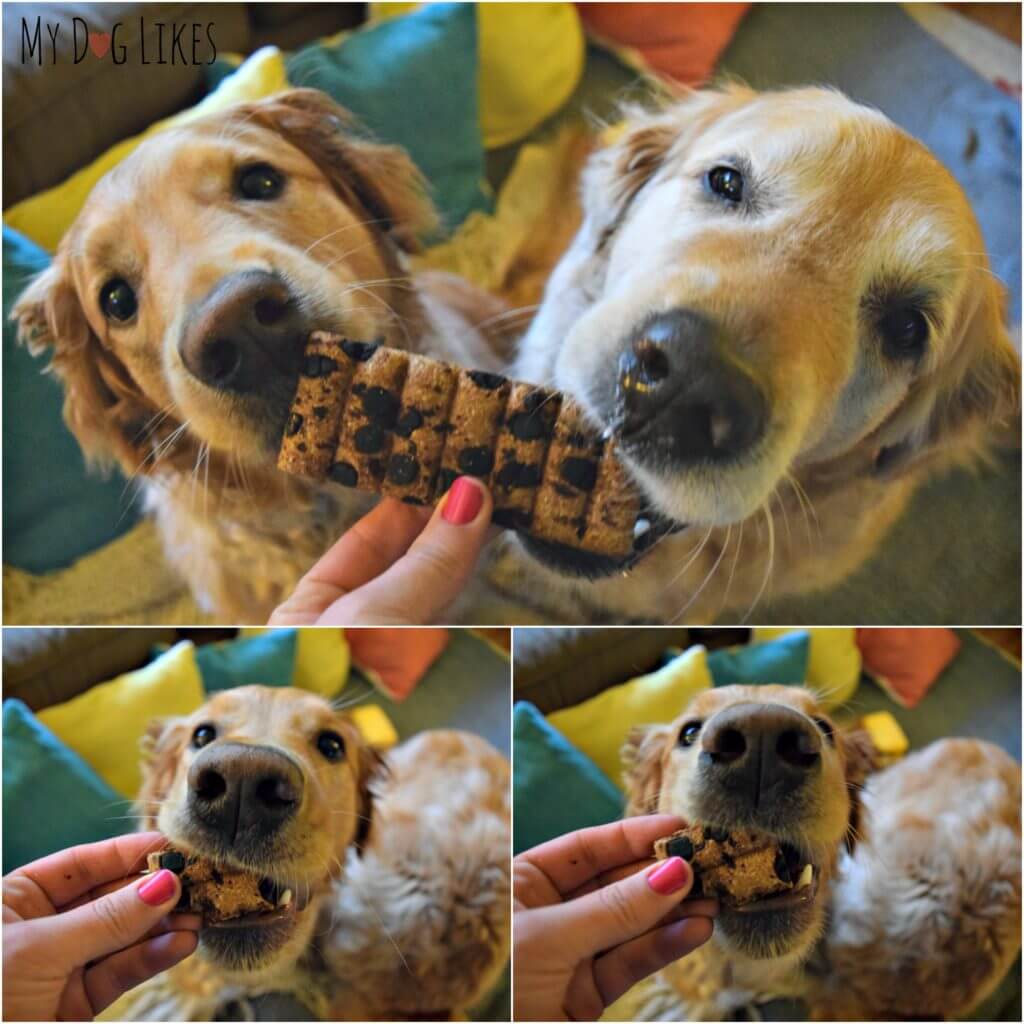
556;857;695;961
319;476;492;625
47;869;183;968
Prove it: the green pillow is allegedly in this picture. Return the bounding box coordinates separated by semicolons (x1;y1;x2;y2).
194;630;299;692
2;226;139;573
286;2;488;233
707;632;810;687
514;702;622;855
3;700;126;872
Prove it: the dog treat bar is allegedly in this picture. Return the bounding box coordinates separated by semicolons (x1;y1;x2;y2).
278;333;647;557
653;825;812;907
146;849;291;924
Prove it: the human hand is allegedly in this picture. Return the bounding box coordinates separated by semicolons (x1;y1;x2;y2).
514;816;717;1022
3;832;201;1022
269;476;493;625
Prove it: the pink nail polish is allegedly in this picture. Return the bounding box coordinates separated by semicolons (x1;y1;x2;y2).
138;869;177;906
442;477;483;525
647;856;691;895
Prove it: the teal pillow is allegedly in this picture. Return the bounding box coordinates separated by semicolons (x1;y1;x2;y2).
707;631;810;687
3;700;126;872
513;702;623;855
286;3;488;233
193;631;298;692
3;226;139;573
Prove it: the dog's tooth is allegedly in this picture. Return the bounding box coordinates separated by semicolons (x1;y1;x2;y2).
796;864;813;889
601;425;614;441
278;888;293;907
633;517;652;540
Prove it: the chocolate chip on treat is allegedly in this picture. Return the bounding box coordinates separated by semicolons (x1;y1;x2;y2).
560;457;598;492
159;851;187;873
329;461;358;487
285;413;304;436
341;340;379;362
467;370;507;390
705;826;730;843
394;409;423;438
387;454;420;485
458;447;495;477
303;354;339;377
354;424;386;454
507;410;551;442
361;387;400;428
666;835;695;861
312;405;329;420
495;460;541;488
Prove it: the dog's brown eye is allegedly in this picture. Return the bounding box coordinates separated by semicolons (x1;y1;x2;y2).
678;720;703;747
879;307;929;360
99;278;137;322
236;163;285;200
706;166;743;203
316;730;346;762
814;718;835;744
191;724;216;749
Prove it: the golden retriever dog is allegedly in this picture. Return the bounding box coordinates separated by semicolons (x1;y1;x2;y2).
13;88;506;622
493;85;1021;622
619;685;1021;1020
114;686;509;1020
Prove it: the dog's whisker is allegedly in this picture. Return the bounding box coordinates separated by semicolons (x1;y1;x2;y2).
302;218;396;256
672;528;730;623
740;505;775;623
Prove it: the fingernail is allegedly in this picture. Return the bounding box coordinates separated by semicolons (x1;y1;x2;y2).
647;856;691;895
442;477;483;525
138;869;177;906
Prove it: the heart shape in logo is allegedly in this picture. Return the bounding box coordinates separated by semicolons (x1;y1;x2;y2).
88;31;111;58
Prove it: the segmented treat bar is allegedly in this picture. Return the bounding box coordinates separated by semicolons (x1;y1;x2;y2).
146;849;291;924
278;333;652;558
653;825;811;907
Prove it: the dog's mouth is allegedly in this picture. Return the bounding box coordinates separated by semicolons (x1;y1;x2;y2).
202;876;312;930
731;845;819;915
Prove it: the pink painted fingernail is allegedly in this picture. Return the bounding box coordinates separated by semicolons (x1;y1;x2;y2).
442;477;483;525
647;857;691;895
138;869;177;906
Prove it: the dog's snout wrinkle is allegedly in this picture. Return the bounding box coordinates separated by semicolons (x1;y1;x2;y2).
616;308;766;467
179;269;309;394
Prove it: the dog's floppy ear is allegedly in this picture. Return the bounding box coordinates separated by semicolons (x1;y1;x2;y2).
621;724;672;817
580;85;755;251
874;271;1021;479
245;88;437;252
838;725;877;853
11;257;167;474
135;717;189;828
342;722;388;852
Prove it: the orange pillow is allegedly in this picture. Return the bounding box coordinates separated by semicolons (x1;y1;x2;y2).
856;628;961;708
346;628;449;701
576;2;750;86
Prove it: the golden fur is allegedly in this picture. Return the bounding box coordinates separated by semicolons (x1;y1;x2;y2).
621;685;1021;1020
494;85;1021;622
117;686;509;1020
13;89;506;622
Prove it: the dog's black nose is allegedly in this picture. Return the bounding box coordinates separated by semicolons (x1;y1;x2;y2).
617;309;766;465
179;270;309;394
187;742;303;844
700;703;821;803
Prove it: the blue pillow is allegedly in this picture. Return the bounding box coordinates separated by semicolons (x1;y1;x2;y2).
286;3;488;234
193;630;298;692
3;700;126;872
513;702;623;855
2;227;139;573
707;631;810;687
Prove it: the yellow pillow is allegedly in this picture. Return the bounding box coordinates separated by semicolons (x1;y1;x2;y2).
38;641;205;799
547;646;713;788
5;46;288;252
754;627;861;709
237;627;351;699
371;2;584;148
